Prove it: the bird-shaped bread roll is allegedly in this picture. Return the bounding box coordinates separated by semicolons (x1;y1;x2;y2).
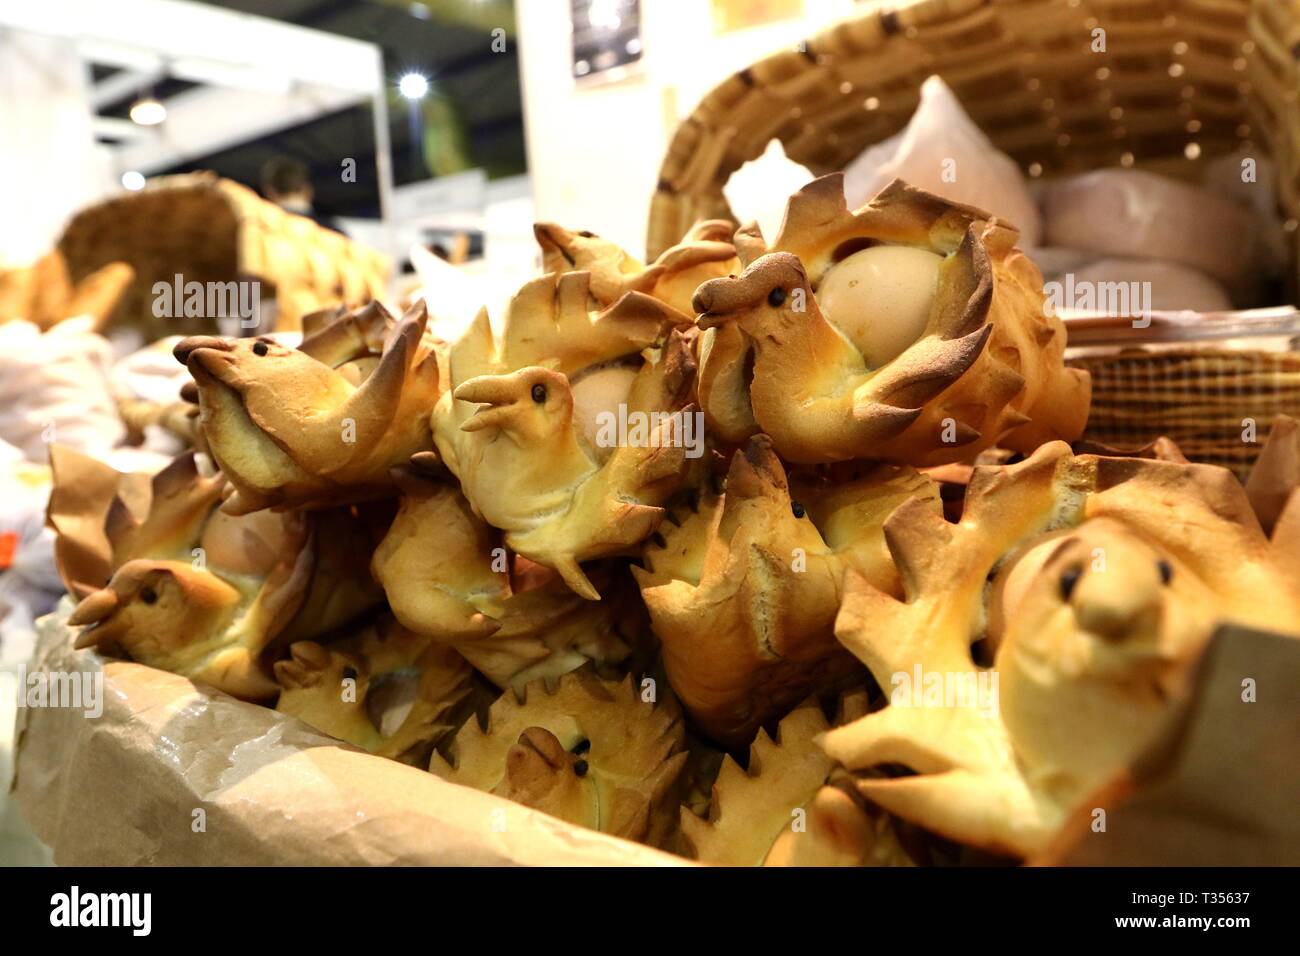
635;434;939;747
532;220;763;447
534;219;738;317
66;454;312;698
275;615;476;763
692;176;1090;466
430;668;688;848
61;453;384;699
370;468;645;692
821;442;1300;857
175;300;443;514
434;271;698;598
682;699;911;866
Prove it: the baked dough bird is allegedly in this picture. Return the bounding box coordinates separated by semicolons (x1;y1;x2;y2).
430;668;688;848
175;300;443;513
682;699;912;866
65;454;311;698
821;442;1300;857
61;453;384;699
635;434;939;747
534;219;738;316
692;176;1090;465
275;615;475;763
531;220;762;447
435;271;698;598
371;468;645;691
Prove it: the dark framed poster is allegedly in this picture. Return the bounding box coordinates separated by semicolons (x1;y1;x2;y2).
570;0;643;86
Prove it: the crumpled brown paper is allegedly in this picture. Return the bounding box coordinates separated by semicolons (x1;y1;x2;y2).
15;606;1295;866
1034;624;1300;866
12;605;690;866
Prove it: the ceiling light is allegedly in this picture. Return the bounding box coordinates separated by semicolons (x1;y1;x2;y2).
129;96;166;126
398;73;429;99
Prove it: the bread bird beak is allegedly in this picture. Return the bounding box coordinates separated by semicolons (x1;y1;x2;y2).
456;375;523;432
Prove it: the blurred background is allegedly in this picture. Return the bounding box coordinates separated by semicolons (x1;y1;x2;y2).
1;0;865;288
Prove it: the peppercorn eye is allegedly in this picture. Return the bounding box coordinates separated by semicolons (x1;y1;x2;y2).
140;587;158;605
768;287;787;308
791;501;806;519
1059;566;1082;601
531;383;547;403
253;341;269;356
1157;559;1173;585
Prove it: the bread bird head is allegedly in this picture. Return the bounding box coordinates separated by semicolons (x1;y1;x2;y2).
174;334;352;507
69;559;245;690
175;306;437;512
494;726;600;830
69;559;280;699
719;435;828;559
175;334;358;430
991;518;1210;685
70;559;240;652
455;366;574;443
990;516;1221;796
533;222;646;281
693;252;816;340
430;668;687;847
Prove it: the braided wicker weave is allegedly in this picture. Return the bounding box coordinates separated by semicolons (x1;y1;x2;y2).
648;0;1298;288
58;172;390;340
649;0;1300;473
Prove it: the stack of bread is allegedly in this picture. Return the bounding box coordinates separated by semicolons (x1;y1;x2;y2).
48;175;1300;865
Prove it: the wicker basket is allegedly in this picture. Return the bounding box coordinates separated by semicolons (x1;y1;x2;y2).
1072;345;1300;476
57;172;390;340
648;0;1300;470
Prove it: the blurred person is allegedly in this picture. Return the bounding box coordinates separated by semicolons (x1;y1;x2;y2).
261;157;345;235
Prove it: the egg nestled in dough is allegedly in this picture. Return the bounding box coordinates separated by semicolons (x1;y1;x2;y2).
817;245;944;368
570;364;638;462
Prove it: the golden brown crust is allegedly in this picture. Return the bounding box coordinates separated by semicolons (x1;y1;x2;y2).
430;668;688;848
694;176;1089;466
370;470;641;692
435;275;698;597
680;700;912;866
59;451;382;700
275;616;475;762
822;443;1300;857
177;300;443;513
533;219;738;317
635;434;938;746
1244;414;1299;536
0;251;133;331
